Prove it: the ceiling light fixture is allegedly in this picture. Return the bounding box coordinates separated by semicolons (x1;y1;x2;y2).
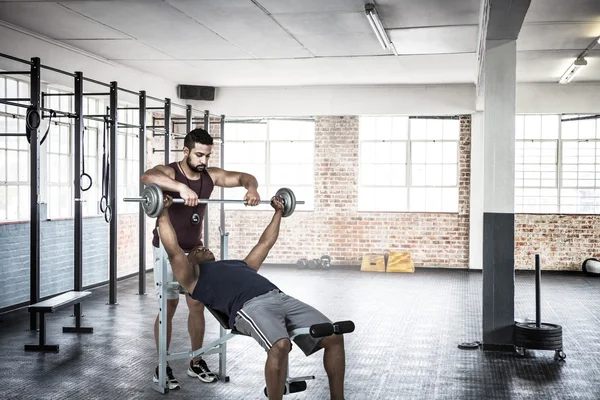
558;35;600;84
365;3;398;55
559;57;587;84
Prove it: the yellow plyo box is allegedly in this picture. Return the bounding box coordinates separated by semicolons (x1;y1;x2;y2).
360;253;386;272
387;251;414;273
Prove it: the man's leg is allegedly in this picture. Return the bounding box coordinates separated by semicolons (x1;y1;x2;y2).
154;299;179;353
233;290;290;399
265;338;291;400
281;294;346;400
152;246;181;390
185;294;217;383
319;334;345;400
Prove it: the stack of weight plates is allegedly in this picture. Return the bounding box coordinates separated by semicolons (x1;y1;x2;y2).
515;322;566;360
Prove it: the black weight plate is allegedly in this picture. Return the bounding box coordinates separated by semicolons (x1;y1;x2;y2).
515;322;562;332
516;331;563;339
514;340;563;350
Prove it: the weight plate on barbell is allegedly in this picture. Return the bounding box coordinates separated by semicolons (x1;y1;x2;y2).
275;187;296;218
142;183;164;218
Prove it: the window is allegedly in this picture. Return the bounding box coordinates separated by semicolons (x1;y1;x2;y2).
560;116;600;214
359;116;459;212
0;76;30;221
223;119;314;210
117;106;140;214
515;114;600;214
515;115;560;213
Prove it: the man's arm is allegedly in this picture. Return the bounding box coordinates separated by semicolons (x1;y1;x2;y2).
207;167;261;206
243;197;284;271
157;196;198;293
141;164;198;207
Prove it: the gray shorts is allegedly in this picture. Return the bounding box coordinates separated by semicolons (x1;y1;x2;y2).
234;289;332;356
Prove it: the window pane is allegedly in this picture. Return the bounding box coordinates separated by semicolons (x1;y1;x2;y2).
426;119;443;140
269;120;314;141
391;142;406;163
60;125;70;154
391;164;406;186
541;115;559;139
579;119;596;139
270;141;313;164
359;187;406;211
443;142;458;164
270;164;312;185
426;142;442;164
18;151;28;182
60;155;70;183
0;186;5;220
411;142;426;162
6;150;18;181
225;141;265;163
524;115;541;139
443;119;460;140
127;135;134;159
426;164;443;186
6;79;17;114
515;115;524;139
411;164;425;186
374;117;393;140
0;150;5;181
561;120;577;139
6;118;18;149
360;164;376;185
359;117;376;140
410;119;426;139
443;165;457;186
392;117;409;140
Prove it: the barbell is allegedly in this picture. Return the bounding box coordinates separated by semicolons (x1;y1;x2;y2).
123;183;304;218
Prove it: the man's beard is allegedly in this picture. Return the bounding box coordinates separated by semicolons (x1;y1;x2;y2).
187;158;205;173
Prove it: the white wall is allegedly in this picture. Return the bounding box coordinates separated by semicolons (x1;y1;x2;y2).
190;83;600;118
0;22;178;103
188;85;478;117
517;83;600;114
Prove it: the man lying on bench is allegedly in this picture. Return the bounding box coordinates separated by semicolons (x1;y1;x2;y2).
157;195;347;400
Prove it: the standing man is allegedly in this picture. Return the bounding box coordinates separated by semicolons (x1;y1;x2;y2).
141;128;260;389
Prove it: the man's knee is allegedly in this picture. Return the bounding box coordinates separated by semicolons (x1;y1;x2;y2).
268;338;292;359
185;294;205;314
320;333;344;349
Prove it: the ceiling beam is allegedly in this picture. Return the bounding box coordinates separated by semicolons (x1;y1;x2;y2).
475;0;531;93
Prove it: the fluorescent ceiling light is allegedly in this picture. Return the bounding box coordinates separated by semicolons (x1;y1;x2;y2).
558;36;599;84
559;57;587;84
365;3;397;55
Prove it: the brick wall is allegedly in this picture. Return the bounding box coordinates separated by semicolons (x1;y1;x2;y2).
204;116;471;267
515;214;600;270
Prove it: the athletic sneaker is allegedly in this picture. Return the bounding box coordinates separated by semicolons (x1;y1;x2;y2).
153;365;181;390
187;358;217;383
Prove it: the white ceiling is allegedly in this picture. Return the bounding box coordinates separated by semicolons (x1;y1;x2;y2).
0;0;599;86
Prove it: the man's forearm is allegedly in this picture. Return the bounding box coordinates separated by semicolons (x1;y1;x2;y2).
142;170;183;193
157;212;182;259
239;173;258;190
258;210;282;249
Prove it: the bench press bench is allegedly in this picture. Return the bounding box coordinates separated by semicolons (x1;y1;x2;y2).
25;290;94;352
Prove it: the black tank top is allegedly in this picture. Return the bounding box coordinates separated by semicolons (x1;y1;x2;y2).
191;260;279;329
151;162;215;252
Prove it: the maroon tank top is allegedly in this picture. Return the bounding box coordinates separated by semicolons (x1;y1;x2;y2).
152;162;215;252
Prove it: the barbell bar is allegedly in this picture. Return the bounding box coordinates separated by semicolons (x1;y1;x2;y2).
123;183;304;218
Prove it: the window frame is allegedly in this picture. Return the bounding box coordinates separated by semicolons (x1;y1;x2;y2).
358;115;460;213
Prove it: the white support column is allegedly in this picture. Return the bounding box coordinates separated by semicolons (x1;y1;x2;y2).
481;39;516;351
469;111;484;270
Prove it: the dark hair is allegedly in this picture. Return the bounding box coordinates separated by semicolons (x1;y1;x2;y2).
184;128;213;150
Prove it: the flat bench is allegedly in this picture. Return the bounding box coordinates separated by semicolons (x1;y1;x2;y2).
25;290;94;352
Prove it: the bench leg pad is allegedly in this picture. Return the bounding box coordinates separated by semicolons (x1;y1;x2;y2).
63;327;93;334
24;344;59;352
